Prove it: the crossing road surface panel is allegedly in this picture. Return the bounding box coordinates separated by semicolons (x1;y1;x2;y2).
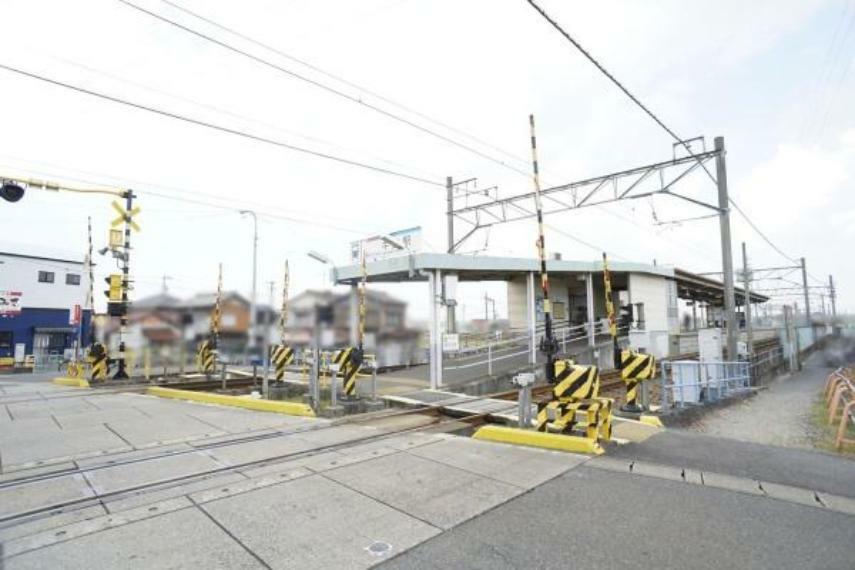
3;374;854;569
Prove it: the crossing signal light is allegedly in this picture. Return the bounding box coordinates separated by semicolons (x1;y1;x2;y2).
0;182;25;203
104;274;123;301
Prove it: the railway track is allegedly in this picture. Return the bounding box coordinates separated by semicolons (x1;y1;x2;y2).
0;401;493;527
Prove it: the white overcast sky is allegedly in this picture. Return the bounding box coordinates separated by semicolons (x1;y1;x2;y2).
1;0;853;321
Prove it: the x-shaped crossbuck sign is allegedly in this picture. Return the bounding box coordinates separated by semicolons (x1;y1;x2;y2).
111;200;141;232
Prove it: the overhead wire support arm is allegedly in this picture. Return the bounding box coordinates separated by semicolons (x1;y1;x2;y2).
451;150;720;229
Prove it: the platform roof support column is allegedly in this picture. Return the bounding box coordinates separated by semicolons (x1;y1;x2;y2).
428;269;443;389
527;271;536;365
586;273;595;347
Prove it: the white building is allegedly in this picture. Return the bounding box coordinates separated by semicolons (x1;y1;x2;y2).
0;248;92;363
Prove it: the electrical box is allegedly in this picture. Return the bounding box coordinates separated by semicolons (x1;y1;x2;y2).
443;274;458;306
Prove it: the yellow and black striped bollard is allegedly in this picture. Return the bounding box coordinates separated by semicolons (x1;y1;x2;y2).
332;347;363;398
270;344;294;381
620;349;656;413
196;340;216;375
552;360;600;401
88;342;108;382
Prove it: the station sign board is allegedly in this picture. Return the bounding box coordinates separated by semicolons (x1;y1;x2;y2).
351;226;422;263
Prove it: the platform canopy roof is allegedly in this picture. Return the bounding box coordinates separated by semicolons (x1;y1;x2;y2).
332;253;767;306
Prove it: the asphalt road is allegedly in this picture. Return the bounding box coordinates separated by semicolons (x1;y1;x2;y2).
380;465;855;570
382;354;855;570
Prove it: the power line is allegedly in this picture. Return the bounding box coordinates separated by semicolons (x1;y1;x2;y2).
119;0;531;177
159;0;533;171
36;50;445;182
132;0;716;264
1;160;386;236
524;0;805;268
0;63;443;188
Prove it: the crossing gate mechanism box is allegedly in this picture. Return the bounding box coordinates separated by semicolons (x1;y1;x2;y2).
671;360;701;404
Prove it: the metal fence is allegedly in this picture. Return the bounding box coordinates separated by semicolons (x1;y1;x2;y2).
659;360;751;409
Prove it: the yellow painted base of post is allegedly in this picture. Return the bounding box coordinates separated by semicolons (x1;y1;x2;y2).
146;387;315;417
638;415;665;428
53;377;91;388
473;425;604;455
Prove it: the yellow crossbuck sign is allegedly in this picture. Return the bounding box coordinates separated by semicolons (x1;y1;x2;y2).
111;200;141;232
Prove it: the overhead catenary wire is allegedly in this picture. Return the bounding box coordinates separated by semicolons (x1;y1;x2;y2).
0;63;443;188
159;0;534;172
118;0;532;177
524;0;806;268
0;159;389;237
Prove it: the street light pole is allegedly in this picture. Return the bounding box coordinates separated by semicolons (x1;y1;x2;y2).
240;210;258;357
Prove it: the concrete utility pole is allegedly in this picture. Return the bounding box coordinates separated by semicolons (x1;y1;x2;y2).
262;280;274;397
240;210;259;355
446;176;454;254
800;257;813;343
742;242;753;358
829;275;837;319
714;137;738;360
445;176;458;335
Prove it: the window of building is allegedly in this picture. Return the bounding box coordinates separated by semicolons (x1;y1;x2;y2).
65;273;81;285
38;271;55;283
0;331;12;350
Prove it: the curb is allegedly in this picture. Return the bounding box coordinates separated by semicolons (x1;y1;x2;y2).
145;386;315;417
52;377;91;388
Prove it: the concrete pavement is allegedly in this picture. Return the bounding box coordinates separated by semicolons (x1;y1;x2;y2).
381;465;855;570
3;359;854;569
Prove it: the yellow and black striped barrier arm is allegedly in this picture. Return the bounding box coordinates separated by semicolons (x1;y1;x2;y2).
271;344;295;381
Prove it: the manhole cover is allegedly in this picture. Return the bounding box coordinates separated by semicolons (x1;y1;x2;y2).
366;541;393;557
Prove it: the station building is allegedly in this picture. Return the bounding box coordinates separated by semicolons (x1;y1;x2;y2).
0;250;91;365
334;253;767;387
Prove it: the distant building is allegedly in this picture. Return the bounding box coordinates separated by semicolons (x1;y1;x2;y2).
108;290;276;360
284;289;421;368
0;250;91;364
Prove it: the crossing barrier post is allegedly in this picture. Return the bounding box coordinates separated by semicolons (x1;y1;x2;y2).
143;346;151;382
513;373;535;428
329;363;340;411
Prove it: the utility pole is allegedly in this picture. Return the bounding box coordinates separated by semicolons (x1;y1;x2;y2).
801;257;813;342
714;137;738;360
240;210;259;357
446;176;454;254
445;176;457;335
113;189;136;379
262;280;274;396
741;242;753;358
829;274;837;320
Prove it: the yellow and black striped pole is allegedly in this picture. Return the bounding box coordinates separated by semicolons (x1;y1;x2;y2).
341;244;367;397
197;264;222;376
269;261;294;381
529;114;559;382
602;252;620;369
280;260;289;340
212;262;222;346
